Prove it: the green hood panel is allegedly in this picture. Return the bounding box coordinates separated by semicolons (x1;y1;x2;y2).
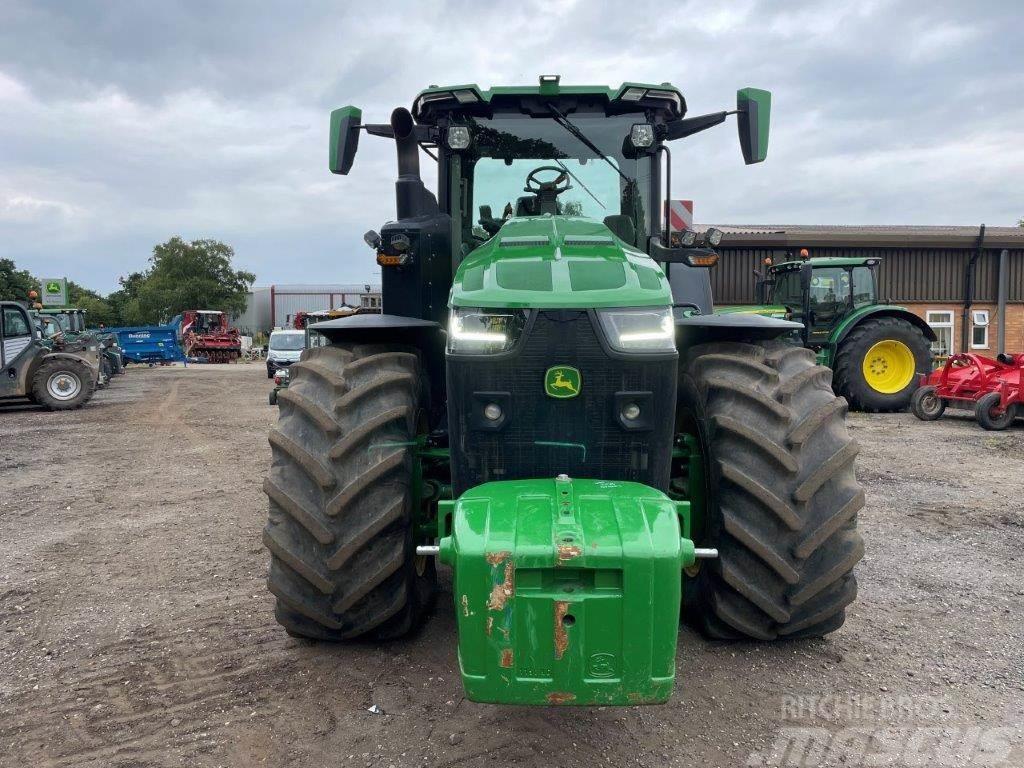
451;217;672;309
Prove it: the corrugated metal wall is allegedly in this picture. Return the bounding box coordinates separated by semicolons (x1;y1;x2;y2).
715;247;1024;305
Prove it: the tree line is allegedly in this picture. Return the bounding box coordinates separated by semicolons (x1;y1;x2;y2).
0;237;255;327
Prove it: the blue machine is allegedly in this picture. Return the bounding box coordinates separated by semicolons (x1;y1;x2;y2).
105;322;184;365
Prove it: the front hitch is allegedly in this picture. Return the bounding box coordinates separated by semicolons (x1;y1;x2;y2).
417;475;714;706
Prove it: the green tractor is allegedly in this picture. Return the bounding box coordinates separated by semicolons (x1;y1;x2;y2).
2;301;98;410
731;255;935;411
264;78;864;706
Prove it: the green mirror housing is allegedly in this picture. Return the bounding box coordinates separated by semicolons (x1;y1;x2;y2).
736;88;770;165
329;105;362;175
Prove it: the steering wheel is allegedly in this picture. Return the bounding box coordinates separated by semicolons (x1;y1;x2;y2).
524;166;572;195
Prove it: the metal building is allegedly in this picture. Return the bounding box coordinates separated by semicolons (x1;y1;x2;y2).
233;283;382;335
706;224;1024;356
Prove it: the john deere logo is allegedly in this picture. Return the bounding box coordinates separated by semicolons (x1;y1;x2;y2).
46;281;61;293
545;366;581;399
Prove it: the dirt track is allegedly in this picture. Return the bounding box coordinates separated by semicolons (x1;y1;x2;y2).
1;364;1022;768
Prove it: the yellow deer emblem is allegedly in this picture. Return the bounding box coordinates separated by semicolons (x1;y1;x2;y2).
545;366;581;398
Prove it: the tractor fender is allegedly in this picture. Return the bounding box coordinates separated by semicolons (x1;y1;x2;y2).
677;312;802;347
310;313;441;344
830;306;936;347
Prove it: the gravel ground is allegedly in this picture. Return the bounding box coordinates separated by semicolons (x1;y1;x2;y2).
0;364;1021;768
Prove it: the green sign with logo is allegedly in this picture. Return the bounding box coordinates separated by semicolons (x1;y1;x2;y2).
544;365;581;399
40;277;68;307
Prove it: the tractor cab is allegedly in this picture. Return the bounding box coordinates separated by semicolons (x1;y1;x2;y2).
332;78;770;326
762;256;880;346
38;308;88;335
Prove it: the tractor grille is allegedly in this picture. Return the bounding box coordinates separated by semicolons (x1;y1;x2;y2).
446;310;677;496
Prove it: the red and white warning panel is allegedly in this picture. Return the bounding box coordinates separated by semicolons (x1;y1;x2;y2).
665;199;693;232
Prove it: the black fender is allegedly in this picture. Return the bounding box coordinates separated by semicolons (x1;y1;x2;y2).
832;306;937;347
311;313;441;345
675;313;803;348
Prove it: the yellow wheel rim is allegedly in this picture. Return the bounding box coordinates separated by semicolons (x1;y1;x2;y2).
862;340;915;394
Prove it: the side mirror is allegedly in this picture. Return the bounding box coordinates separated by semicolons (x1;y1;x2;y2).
799;262;813;292
736;88;771;165
329;106;362;175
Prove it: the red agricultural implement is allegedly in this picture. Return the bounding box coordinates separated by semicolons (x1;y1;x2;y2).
912;352;1023;430
180;310;241;364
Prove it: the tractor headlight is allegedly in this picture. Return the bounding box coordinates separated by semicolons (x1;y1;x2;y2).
630;123;655;148
447;126;471;150
447;308;526;354
597;307;675;353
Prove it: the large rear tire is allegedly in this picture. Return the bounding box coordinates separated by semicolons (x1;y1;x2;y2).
833;317;932;412
31;358;97;411
263;344;436;641
679;341;865;640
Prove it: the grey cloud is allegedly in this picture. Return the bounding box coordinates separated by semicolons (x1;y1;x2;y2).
0;0;1021;292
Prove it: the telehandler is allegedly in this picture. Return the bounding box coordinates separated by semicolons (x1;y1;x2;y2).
263;78;864;705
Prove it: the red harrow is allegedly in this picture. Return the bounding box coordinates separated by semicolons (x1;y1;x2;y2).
912;352;1023;430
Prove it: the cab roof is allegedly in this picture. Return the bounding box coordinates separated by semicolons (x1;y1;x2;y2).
772;257;881;271
412;79;686;122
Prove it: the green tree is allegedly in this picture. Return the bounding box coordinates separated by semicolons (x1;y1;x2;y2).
68;280;117;326
0;258;39;302
131;237;255;324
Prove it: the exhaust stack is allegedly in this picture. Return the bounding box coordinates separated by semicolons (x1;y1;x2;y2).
390;107;433;219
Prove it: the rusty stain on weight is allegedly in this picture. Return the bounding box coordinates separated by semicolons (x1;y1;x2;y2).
556;544;582;564
486;550;510;566
487;561;514;611
500;648;514;668
553;600;569;660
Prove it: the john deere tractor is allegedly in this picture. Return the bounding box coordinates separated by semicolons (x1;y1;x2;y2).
736;256;935;411
263;78;864;706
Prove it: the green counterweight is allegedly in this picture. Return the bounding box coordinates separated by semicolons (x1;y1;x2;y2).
437;477;695;706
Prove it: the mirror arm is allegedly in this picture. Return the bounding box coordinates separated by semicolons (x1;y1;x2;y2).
664;110;731;141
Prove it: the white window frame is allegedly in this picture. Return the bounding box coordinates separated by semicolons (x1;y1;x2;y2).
926;310;955;357
971;310;989;349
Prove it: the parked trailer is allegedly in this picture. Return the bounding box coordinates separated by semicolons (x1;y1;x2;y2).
106;324;184;365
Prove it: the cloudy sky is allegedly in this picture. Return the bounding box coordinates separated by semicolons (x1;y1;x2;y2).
1;0;1021;293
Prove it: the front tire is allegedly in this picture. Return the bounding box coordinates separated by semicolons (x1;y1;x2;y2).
679;341;865;640
263;344;436;641
833;317;932;412
31;358;97;411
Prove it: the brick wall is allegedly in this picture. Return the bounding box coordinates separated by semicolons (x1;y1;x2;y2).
902;302;1024;356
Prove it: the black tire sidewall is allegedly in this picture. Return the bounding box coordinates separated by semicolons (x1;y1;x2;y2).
32;358;95;410
837;318;932;411
976;392;1015;430
911;385;945;421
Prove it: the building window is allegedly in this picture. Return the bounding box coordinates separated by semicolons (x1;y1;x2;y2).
926;310;954;357
971;310;989;349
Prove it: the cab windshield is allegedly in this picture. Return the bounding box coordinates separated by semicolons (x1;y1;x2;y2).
452;113;652;248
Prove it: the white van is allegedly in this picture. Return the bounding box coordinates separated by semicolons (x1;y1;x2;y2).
266;329;305;378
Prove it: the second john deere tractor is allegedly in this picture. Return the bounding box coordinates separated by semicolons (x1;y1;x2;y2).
264;78;864;706
732;255;935;411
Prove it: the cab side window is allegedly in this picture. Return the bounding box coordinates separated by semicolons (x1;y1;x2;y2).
852;266;874;307
3;307;31;339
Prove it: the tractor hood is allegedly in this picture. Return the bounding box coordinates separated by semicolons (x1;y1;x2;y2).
450;217;672;309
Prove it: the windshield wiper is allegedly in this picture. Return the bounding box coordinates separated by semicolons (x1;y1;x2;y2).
553;159;605;210
545;103;631;185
